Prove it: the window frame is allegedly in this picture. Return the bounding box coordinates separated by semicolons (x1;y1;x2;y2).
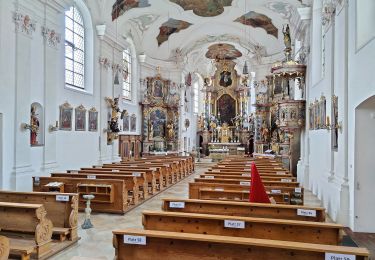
122;48;132;101
65;5;86;90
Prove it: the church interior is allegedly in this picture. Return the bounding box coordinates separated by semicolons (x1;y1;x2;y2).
0;0;374;259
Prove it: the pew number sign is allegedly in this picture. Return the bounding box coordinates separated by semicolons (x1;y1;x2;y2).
56;195;69;202
169;202;185;208
124;235;147;245
297;209;317;217
325;253;355;260
224;220;245;229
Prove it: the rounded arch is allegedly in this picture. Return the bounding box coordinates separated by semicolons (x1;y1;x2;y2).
66;0;94;94
354;95;375;232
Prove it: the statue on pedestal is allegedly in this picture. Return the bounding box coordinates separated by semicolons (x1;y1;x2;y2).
30;105;39;145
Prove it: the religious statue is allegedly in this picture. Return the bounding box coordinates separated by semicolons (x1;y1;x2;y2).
167;121;175;140
30;105;39;145
260;120;269;143
221;123;230;143
282;24;292;50
105;97;127;143
198;114;205;130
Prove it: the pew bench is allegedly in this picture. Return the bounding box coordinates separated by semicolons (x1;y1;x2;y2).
162;198;325;222
142;211;343;245
33;177;128;214
113;229;370;260
0;202;53;260
0;190;79;242
198;188;291;204
0;235;10;260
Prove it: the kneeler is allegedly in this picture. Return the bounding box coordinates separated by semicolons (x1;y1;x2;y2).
249;163;271;204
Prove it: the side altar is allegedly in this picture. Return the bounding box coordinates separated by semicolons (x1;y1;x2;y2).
141;73;180;154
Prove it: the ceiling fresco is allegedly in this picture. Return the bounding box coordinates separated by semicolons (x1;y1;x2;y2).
205;43;242;60
169;0;233;17
157;18;192;46
112;0;150;21
234;11;278;38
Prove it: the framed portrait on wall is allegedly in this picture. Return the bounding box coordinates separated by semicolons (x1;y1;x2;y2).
152;79;164;98
123;113;129;132
75;105;86;131
59;102;73;131
130;114;136;132
88;107;98;132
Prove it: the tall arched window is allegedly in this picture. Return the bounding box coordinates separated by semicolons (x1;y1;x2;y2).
65;5;85;90
193;81;199;114
122;48;132;100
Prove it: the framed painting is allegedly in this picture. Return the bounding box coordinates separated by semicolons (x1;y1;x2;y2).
130;114;136;132
123;113;129;132
332;95;339;150
59;102;73;131
75;105;86;131
152;79;165;98
88;107;98;132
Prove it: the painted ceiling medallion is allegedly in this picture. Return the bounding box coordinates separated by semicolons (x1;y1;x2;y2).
205;43;242;60
265;2;293;20
111;0;150;21
234;11;278;38
170;0;233;17
157;18;192;46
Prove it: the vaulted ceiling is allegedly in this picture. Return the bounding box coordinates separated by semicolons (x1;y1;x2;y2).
108;0;306;75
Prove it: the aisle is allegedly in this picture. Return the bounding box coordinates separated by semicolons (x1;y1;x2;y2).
50;165;211;260
51;163;324;260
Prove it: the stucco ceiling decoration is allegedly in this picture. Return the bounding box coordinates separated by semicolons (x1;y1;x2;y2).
112;0;150;21
205;43;242;61
234;11;278;38
129;14;160;34
157;18;192;46
169;0;233;17
265;2;294;20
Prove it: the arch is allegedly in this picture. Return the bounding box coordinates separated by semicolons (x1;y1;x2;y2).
354;95;375;232
65;0;94;94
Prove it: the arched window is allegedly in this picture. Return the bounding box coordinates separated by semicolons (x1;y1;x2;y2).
65;5;85;89
122;48;132;100
193;81;199;114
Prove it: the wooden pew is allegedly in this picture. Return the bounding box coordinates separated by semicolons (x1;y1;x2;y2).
193;177;300;188
33;177;128;214
0;190;79;242
0;202;53;260
113;229;370;260
198;188;291;204
52;173;141;205
189;182;304;205
199;173;296;182
162;198;325;222
79;168;156;195
104;163;171;188
142;211;343;245
0;235;10;260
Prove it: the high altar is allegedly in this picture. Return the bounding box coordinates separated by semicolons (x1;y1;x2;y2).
141;73;180;154
197;60;251;159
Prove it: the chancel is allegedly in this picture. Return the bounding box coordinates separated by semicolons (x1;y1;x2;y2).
0;0;374;259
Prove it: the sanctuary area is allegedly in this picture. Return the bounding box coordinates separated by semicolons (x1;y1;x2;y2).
0;0;374;259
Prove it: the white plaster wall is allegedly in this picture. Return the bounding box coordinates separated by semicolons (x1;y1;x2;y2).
0;0;144;190
348;0;375;231
299;0;375;230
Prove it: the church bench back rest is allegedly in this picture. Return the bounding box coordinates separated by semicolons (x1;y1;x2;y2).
142;210;343;245
113;229;370;260
162;198;324;222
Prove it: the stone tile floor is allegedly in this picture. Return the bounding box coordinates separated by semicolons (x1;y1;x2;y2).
50;164;325;260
